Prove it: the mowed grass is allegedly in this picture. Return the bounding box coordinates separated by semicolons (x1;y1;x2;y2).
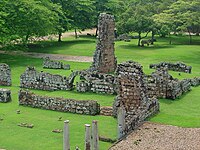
0;34;200;150
0;54;116;150
150;86;200;127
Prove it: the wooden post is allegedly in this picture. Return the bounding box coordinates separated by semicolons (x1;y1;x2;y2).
85;124;91;150
117;107;126;139
92;120;99;150
63;120;70;150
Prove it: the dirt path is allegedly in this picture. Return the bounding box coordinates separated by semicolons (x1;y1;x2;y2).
0;51;93;62
110;122;200;150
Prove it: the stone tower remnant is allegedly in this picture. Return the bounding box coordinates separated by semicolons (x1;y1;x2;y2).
92;13;117;73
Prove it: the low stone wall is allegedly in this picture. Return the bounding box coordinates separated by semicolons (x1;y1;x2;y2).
0;88;11;103
0;63;11;86
150;62;192;73
76;71;116;94
20;67;78;91
43;57;70;70
19;90;100;115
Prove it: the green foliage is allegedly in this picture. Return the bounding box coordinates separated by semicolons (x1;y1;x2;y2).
153;0;200;40
0;0;62;45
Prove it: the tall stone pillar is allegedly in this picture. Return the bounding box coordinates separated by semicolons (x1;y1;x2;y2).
92;13;117;73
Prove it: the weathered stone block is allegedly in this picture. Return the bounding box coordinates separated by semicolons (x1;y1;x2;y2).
0;63;11;86
0;88;11;103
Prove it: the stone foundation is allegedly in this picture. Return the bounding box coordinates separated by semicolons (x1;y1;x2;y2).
150;62;192;73
43;57;70;70
0;63;11;86
20;67;78;91
0;88;11;103
19;90;100;115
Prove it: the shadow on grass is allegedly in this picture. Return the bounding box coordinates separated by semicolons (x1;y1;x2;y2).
118;43;177;50
27;39;95;53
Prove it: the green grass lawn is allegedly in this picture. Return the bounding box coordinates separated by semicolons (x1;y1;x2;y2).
0;34;200;150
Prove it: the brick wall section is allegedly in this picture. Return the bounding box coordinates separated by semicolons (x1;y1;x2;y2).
19;90;100;115
0;88;11;103
150;62;192;73
20;67;78;91
92;13;117;73
0;63;11;86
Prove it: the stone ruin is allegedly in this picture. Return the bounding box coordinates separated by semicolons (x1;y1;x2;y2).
0;88;11;103
0;63;11;86
91;13;117;73
76;71;116;94
19;89;100;115
20;67;78;91
113;61;159;135
150;62;192;73
43;57;70;70
145;67;192;100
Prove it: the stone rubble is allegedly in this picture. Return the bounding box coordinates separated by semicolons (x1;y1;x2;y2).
20;67;78;91
43;57;70;70
91;13;117;73
0;88;11;103
150;62;192;73
19;89;100;115
0;63;12;86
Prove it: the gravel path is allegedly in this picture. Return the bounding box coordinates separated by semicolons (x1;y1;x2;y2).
110;122;200;150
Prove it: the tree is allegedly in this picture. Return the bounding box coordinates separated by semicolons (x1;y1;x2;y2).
153;0;200;44
117;1;153;46
0;0;61;46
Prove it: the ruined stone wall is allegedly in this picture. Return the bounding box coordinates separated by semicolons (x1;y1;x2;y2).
145;68;192;100
0;63;11;86
114;61;159;134
92;13;117;73
20;67;77;91
76;71;116;94
19;90;100;115
43;57;70;70
150;62;192;73
0;88;11;103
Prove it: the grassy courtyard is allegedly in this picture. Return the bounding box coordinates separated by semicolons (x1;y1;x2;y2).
0;34;200;150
